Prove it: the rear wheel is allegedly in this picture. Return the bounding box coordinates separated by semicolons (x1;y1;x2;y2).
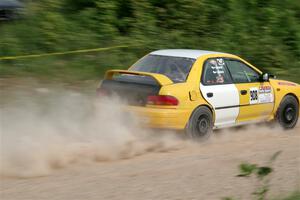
276;95;299;129
186;106;213;140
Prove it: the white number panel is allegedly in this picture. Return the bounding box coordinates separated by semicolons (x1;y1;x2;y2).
250;87;258;104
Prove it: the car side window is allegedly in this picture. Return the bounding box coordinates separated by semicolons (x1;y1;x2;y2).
202;58;232;85
225;60;260;83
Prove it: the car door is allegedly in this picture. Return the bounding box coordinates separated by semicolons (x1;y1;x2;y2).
224;59;275;122
200;58;240;128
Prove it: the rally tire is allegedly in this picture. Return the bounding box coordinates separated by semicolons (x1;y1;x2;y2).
276;95;299;129
186;106;213;140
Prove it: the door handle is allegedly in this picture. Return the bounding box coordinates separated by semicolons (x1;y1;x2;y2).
207;92;213;98
240;90;247;95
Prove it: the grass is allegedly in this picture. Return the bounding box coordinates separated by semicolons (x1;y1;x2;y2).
279;192;300;200
0;50;299;84
0;47;146;83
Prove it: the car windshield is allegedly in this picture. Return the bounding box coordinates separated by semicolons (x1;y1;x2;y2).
129;55;195;83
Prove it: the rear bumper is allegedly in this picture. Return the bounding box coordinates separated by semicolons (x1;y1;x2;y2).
125;106;191;130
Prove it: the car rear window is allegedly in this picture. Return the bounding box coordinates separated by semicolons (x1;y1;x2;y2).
129;55;195;83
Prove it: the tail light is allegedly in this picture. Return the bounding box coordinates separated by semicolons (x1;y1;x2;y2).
147;95;179;106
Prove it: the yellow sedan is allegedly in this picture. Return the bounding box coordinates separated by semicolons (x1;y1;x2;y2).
98;49;300;138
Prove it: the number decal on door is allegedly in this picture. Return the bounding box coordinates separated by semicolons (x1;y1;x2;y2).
250;87;258;104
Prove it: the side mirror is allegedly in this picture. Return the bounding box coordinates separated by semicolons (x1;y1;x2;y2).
261;73;270;82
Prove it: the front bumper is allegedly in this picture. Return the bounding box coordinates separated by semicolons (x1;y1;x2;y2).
125;106;191;130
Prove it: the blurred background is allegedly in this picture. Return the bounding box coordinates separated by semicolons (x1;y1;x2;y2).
1;2;300;199
0;0;299;86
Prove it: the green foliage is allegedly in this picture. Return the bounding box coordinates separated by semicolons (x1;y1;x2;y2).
280;192;300;200
222;197;235;200
238;163;257;177
225;151;283;200
225;151;299;200
238;163;273;180
0;0;299;82
256;167;273;180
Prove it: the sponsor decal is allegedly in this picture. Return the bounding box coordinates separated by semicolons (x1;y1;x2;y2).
207;59;226;84
216;58;225;66
250;86;274;104
259;86;272;93
258;85;273;103
278;82;297;86
210;58;225;74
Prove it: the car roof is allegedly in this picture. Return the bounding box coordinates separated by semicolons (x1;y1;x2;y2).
150;49;232;59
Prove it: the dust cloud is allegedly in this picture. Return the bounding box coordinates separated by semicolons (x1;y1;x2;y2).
0;82;299;179
0;87;185;178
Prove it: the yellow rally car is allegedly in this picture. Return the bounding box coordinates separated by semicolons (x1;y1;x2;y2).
98;49;300;138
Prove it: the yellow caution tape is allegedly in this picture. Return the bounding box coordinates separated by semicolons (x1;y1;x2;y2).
0;45;131;61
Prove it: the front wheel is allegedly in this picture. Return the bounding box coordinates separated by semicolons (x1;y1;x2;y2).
276;95;299;129
186;106;213;140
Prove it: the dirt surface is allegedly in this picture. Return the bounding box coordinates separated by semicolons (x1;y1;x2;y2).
1;125;299;200
0;79;299;200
